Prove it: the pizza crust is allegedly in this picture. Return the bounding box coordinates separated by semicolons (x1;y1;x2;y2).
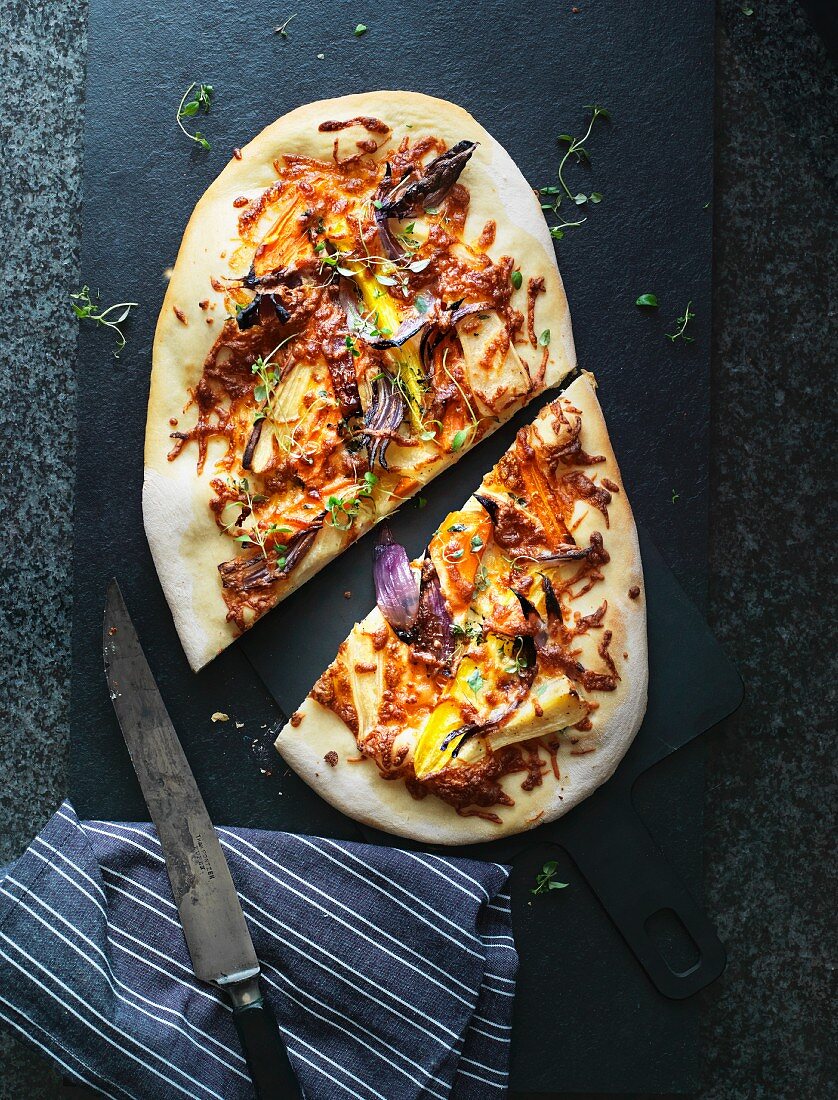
275;375;647;844
145;91;576;671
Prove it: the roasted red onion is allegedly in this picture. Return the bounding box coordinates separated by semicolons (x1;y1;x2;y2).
218;524;321;592
540;573;562;621
373;525;420;633
512;590;549;655
361;372;405;469
411;560;455;667
448;300;493;325
380;141;478;218
368;310;433;349
374;164;409;263
531;545;591;564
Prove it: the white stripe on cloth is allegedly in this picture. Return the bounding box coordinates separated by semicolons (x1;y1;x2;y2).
0;802;516;1100
0;938;213;1100
0;880;246;1078
217;832;478;1007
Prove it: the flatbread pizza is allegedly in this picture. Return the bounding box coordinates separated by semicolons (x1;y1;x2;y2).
275;375;647;844
145;90;575;670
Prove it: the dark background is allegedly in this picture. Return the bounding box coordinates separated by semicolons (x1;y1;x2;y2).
0;1;835;1097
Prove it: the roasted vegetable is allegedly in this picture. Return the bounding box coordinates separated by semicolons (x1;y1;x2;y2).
412;634;534;779
373;526;420;632
427;505;493;614
379;141;478;218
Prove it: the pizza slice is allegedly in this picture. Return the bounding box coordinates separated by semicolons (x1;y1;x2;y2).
145;91;575;670
275;375;647;844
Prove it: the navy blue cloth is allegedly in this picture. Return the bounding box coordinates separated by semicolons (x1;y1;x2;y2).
0;802;516;1099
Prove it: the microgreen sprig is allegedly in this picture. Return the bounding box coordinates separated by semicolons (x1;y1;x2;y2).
666;301;695;343
176;82;213;151
222;477;291;563
274;13;297;37
70;286;138;357
540;104;609;239
326;472;378;530
441;348;480;453
531;860;569;896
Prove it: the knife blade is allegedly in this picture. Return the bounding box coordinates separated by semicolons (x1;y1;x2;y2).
103;579;299;1099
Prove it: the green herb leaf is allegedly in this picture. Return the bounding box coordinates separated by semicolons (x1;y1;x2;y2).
666;301;695;343
354;23;368;35
408;258;431;273
635;293;659;308
531;860;569;896
416;496;427;509
70;285;138;357
538;329;551;347
470;535;484;552
511;270;523;290
549;226;565;240
423;205;440;215
589;192;603;203
450;428;469;453
574;192;588;205
176;82;214;150
671;489;680;504
466;668;484;695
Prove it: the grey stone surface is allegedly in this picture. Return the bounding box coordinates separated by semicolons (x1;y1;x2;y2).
0;2;834;1098
0;1;88;1097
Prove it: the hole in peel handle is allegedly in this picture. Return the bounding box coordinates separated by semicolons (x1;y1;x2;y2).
561;807;727;1000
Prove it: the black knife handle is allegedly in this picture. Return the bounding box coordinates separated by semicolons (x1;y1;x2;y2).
233;994;301;1099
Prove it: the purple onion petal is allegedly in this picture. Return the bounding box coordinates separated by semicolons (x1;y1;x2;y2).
373;526;420;632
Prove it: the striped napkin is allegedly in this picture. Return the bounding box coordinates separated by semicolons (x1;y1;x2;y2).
0;801;516;1100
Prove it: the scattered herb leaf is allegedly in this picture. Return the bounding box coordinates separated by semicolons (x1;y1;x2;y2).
450;428;469;453
635;293;659;308
326;472;378;530
354;23;368;36
70;286;138;357
538;328;551;347
531;861;569;896
539;104;608;240
671;489;680;504
666;301;695;343
176;82;213;150
511;269;523;290
274;13;297;36
466;668;484;695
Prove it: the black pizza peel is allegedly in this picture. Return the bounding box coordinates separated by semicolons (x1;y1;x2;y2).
243;526;743;1092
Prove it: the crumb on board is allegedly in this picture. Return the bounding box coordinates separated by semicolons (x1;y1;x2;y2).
324;751;338;767
211;712;230;723
290;711;304;727
344;590;352;599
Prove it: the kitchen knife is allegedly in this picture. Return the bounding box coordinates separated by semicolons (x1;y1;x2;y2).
103;580;300;1099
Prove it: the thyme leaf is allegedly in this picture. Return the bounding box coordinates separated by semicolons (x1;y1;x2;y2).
176;82;213;150
70;286;138;357
531;860;569;896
